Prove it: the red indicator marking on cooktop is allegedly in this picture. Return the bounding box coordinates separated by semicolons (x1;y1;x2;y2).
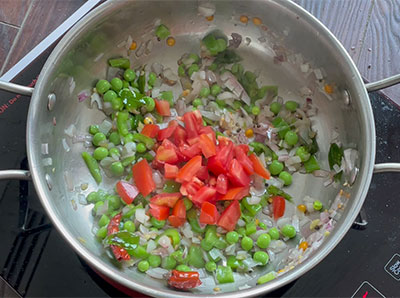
351;281;385;298
362;291;368;298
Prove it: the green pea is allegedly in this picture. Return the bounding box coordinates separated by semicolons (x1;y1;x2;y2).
269;102;281;115
96;226;108;239
279;171;292;186
313;200;323;211
245;222;257;235
136;143;146;153
148;72;157;86
148;255;161;267
284;131;298;146
205;261;217;272
93;201;104;214
123;220;136;232
111;97;123;111
256;233;271;249
200;86;210;98
98;214;110;227
226;231;239;244
110;161;124;176
241;236;253;251
107;195;122;211
138;260;150;272
237;227;246;237
92;132;106;147
259;222;267;230
285;100;298;112
122;80;130;89
133;245;149;259
109;147;120;157
269;160;284;176
188;53;200;63
192;98;202;108
162;256;176;270
251;106;260;115
253;251;269;266
296;146;310;162
281;224;296;238
96;79;111;94
89;125;99;135
86;191;99;204
93;147;108;161
124;133;134;144
124;69;136;82
111;77;123;92
178;65;186;77
143;96;155;112
176;264;191;272
216;38;227;52
268;227;280;240
108;132;121;146
103;90;117;102
211;84;221;96
150;217;165;229
188;64;199;77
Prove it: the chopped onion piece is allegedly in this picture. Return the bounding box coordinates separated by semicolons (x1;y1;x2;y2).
98;119;113;135
90;93;102;110
198;2;215;16
146;267;169;279
135;208;149;224
64;124;76;138
62;138;70;152
41;143;49;155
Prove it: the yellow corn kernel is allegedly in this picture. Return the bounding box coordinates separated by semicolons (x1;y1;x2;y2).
255;219;260;225
206;15;214;21
166;37;176;47
129;41;137;50
252;17;262;26
297;204;307;213
240;15;249;23
299;241;308;251
278;269;285;274
324;84;334;94
144;117;153;125
268;197;273;204
182;89;190;97
245;128;254;138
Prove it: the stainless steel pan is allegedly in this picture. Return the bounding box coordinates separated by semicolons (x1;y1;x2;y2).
1;1;400;297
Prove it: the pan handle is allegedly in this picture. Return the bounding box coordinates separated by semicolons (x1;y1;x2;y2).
0;80;34;96
373;163;400;173
365;74;400;93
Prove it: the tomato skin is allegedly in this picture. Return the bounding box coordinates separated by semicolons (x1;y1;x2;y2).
176;155;203;183
180;177;204;197
227;159;251;187
173;125;187;145
220;186;250;201
141;124;160;138
272;195;286;220
150;192;181;208
116;181;139;204
164;164;179;179
249;153;271;180
217;200;241;231
196;166;209;181
191;186;217;207
179;142;201;159
168;199;186;227
183;111;203;139
156;145;179;164
149;203;170;220
234;145;254;175
199;201;219;225
216;174;228;194
199;133;217;158
168;270;202;290
157;120;178;141
132;159;156;197
207;141;234;176
155;99;171;116
108;213;131;261
198;126;216;144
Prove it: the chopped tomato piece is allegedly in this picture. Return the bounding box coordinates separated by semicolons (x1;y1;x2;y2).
272;195;286;220
192;110;204;127
156;145;179;164
168;199;186;227
155;99;171;116
196;166;209;181
220;186;250;201
132;159;156;197
207;141;234;176
198;126;216;144
176;155;202;183
216;174;228;194
217;200;241;231
183;112;202;139
199;201;219;225
108;213;130;261
164;164;179;179
207;156;226;176
180;177;204;197
199;133;217;158
227;159;251;187
168;270;202;290
209;176;217;186
191;186;217;207
217;135;233;147
116;181;139;205
141;124;160;138
173;125;187;145
234;145;254;175
187;136;200;145
150;192;181;208
149;203;170;220
249;153;271;180
179;142;201;159
111;246;131;261
157;120;178;141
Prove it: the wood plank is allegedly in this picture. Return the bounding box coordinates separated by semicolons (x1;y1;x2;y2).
2;0;86;74
0;24;19;70
358;0;400;104
0;0;30;27
294;0;373;62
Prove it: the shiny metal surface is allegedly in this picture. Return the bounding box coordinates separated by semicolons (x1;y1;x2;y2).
0;80;34;96
0;170;31;180
373;163;400;173
366;74;400;92
0;0;399;297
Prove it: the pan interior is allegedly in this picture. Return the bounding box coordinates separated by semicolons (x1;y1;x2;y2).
28;1;374;296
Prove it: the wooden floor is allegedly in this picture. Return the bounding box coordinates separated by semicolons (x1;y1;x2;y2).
0;0;399;103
